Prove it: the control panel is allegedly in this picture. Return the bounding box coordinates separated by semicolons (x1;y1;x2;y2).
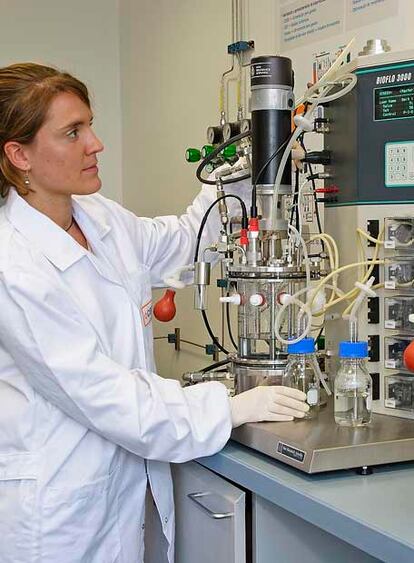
385;142;414;187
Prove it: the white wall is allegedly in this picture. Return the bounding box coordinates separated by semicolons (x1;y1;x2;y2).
119;0;414;379
0;0;123;202
278;0;414;95
119;0;247;378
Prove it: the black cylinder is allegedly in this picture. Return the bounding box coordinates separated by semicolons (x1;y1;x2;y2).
252;110;291;186
250;55;294;188
251;55;293;89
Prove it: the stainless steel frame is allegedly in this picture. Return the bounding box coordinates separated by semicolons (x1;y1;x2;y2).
231;400;414;473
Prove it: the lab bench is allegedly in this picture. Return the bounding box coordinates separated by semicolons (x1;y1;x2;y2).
172;442;414;563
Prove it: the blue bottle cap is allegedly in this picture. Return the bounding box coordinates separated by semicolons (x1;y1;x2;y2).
338;341;368;359
287;337;315;355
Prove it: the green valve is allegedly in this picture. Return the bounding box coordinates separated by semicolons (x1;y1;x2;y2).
185;148;201;162
222;144;237;159
201;144;214;158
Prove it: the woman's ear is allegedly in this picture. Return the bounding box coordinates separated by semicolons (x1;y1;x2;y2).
3;141;30;172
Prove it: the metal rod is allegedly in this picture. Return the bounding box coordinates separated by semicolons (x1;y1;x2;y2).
235;0;239;42
270;283;276;360
154;336;204;350
221;262;226;346
231;0;235;43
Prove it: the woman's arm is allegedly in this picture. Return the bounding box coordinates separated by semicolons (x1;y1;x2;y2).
99;178;251;286
0;265;231;462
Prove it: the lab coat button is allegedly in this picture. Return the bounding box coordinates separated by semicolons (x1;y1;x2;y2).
164;517;168;524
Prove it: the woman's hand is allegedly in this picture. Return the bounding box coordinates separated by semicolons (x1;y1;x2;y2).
230;386;309;428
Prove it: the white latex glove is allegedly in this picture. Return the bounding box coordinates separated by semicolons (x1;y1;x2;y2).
229;386;309;428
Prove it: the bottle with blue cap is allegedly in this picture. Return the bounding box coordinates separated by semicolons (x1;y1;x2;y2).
282;337;320;419
334;341;372;427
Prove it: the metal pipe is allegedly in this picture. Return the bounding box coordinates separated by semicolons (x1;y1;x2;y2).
235;0;239;42
270;284;276;360
221;261;226;346
232;0;235;43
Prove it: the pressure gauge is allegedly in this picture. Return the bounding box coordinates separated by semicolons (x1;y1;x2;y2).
240;118;251;133
207;126;223;145
223;121;241;141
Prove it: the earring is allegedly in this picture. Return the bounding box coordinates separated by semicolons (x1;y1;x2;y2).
24;171;30;186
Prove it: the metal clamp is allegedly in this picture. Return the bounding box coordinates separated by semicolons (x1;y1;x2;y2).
187;492;234;519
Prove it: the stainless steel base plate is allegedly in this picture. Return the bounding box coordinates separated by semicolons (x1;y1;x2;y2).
231;400;414;473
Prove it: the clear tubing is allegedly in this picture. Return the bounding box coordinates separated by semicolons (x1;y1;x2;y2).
275;296;313;345
226;74;238;120
356;228;384;246
274;284;312;345
307;260;384;315
316;228;384;317
349;319;358;343
333;228;383;314
237;52;243;111
271;84;335;230
220;61;235;116
274;281;343;346
307;233;339;304
311;355;332;395
347;277;376;341
273;37;356;230
270;125;303;230
288;224;311;286
305;74;357;105
296;178;310;237
308;233;339;269
295;37;355;107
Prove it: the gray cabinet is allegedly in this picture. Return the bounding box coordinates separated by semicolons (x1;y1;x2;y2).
172;461;246;563
252;495;381;563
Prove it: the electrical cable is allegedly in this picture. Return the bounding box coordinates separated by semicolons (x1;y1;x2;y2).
200;358;231;373
201;309;229;355
196;130;251;186
194;194;248;262
295;167;300;231
194;195;247;357
226;300;238;350
310;163;324;236
289;136;301;229
298;133;324;249
316;326;324;343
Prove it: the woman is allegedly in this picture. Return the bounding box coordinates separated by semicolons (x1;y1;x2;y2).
0;63;308;562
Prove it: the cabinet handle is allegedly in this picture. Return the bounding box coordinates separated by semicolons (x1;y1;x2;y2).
187;492;234;520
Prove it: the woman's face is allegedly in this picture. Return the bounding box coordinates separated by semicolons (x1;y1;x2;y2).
23;91;104;197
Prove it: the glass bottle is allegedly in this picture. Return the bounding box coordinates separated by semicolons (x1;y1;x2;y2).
282;337;320;419
334;341;372;427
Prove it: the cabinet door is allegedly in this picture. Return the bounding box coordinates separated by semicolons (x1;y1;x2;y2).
172;461;246;563
252;495;381;563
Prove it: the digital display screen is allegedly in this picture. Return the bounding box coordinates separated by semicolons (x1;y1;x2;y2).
374;84;414;121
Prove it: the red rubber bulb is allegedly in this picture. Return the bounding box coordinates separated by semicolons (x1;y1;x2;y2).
153;289;176;322
403;340;414;372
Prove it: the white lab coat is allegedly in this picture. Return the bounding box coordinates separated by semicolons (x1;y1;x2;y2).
0;183;249;563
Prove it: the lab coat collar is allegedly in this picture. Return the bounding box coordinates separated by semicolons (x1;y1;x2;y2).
5;188;112;271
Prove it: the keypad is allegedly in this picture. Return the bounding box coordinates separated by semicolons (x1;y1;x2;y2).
386;142;414;187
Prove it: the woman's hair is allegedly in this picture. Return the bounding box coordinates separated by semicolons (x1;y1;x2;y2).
0;62;91;198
